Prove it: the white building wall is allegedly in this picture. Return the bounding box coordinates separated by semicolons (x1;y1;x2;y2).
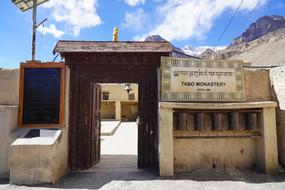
0;69;19;178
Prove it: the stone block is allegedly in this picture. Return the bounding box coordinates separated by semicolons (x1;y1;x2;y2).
244;68;272;102
9;129;68;185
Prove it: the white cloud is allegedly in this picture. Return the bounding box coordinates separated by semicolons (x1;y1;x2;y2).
141;0;267;41
124;0;146;6
43;0;102;36
38;24;64;38
122;8;149;32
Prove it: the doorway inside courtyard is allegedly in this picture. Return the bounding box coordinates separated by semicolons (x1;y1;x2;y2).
99;83;139;171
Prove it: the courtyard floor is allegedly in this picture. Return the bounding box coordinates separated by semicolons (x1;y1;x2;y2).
1;122;285;190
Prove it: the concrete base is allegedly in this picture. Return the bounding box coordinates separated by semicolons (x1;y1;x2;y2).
9;129;68;185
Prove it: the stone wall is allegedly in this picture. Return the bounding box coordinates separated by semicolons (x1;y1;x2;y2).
0;69;19;105
0;69;19;179
0;106;18;178
160;67;283;176
244;66;285;168
270;66;285;167
243;68;272;101
174;138;256;172
243;67;285;168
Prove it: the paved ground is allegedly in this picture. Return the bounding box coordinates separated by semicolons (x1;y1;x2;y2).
101;121;120;135
2;171;285;190
2;122;285;190
101;122;137;155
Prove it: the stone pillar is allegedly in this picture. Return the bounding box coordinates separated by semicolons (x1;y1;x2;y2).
257;108;279;173
115;101;121;121
159;107;174;176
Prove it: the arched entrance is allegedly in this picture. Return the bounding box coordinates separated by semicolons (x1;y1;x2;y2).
54;41;171;171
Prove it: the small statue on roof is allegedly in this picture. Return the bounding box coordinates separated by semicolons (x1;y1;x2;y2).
113;27;118;42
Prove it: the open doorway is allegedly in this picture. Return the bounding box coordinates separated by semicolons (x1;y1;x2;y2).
52;40;172;188
60;50;169;171
99;83;139;170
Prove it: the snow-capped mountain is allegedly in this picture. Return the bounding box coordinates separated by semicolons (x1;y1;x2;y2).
182;45;226;57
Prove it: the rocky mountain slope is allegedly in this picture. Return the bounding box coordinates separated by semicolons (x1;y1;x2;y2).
231;15;285;46
145;35;168;42
145;15;285;66
145;35;198;58
230;28;285;66
203;15;285;66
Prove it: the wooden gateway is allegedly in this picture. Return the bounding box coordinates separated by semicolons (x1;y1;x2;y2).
54;41;173;170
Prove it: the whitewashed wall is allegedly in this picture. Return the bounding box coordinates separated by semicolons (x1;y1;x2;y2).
0;69;19;178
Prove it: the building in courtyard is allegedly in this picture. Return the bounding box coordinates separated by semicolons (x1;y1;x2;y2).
100;83;138;121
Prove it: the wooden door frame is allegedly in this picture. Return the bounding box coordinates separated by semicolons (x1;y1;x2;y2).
66;52;168;171
90;83;101;166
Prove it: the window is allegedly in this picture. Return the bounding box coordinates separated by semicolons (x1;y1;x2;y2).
102;91;110;100
128;93;135;100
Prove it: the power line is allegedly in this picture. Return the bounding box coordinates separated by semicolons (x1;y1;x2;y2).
52;53;60;62
215;0;244;47
249;0;262;18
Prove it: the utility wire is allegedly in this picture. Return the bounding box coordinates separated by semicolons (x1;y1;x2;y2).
214;0;244;47
249;0;262;18
52;53;60;62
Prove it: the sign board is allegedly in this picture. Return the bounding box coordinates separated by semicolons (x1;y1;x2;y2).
18;62;65;127
161;57;246;102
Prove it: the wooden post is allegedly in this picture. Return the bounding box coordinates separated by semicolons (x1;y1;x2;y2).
32;0;37;61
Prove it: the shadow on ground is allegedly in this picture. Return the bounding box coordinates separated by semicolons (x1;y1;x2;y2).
0;179;9;185
30;155;285;189
35;155;158;189
174;168;285;183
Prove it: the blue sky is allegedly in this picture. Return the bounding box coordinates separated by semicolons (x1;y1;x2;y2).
0;0;284;68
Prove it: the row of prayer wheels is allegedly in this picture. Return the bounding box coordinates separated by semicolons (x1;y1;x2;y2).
174;110;260;131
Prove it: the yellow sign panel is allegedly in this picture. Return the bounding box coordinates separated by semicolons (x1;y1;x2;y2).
161;57;246;102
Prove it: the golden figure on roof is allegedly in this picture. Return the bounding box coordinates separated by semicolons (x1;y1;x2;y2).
113;27;118;42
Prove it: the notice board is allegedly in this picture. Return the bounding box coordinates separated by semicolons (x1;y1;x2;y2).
18;62;65;127
161;57;246;102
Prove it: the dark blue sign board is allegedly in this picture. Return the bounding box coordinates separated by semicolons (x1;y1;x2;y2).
18;62;65;127
22;68;61;124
